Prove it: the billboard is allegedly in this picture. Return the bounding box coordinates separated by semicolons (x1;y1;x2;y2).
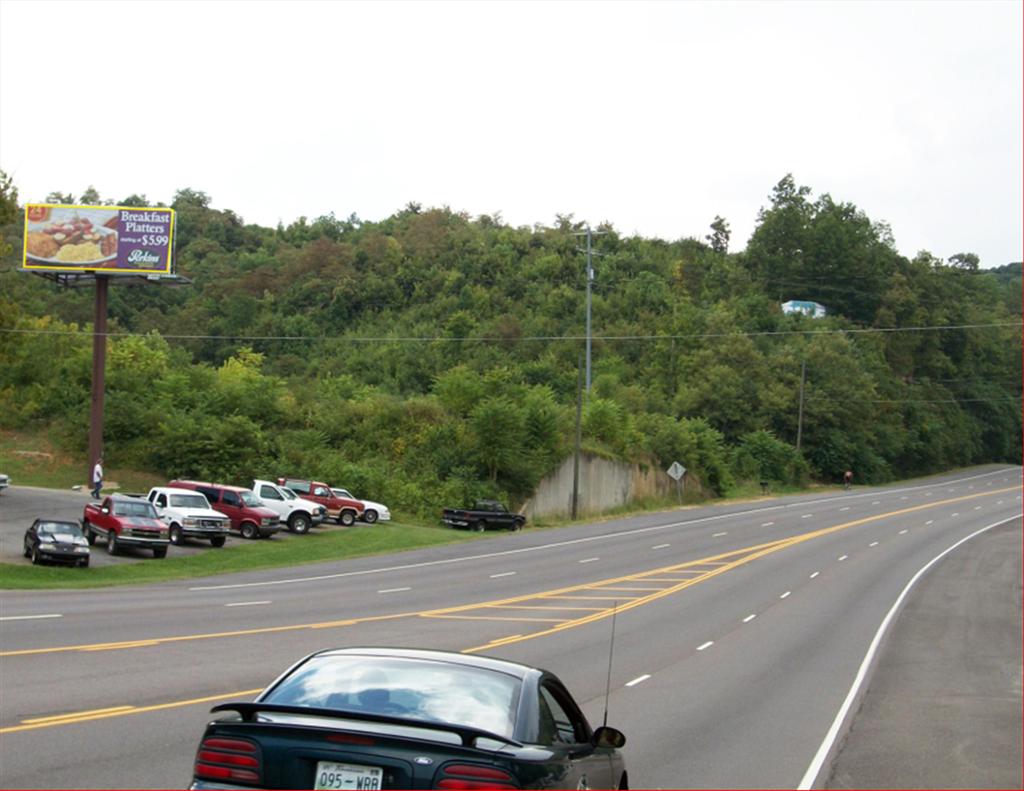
23;203;176;275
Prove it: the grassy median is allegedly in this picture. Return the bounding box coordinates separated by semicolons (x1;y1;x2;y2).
0;521;479;590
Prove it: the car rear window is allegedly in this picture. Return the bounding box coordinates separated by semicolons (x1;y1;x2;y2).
262;655;521;739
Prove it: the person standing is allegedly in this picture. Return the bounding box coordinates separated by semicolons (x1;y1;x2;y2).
91;457;104;499
843;469;854;490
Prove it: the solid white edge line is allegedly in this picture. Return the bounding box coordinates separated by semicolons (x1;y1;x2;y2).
0;614;62;621
797;513;1022;790
625;674;651;687
188;468;1020;591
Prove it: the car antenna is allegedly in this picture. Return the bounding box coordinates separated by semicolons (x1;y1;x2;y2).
602;601;617;727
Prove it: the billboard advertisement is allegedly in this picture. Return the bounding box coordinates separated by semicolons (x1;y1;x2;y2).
23;204;176;275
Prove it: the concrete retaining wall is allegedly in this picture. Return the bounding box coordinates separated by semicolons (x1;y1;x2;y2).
523;453;692;520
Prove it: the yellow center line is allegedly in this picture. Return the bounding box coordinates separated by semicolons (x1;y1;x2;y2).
588;586;667;592
4;690;262;735
23;705;134;723
3;486;1014;734
481;610;606;614
423;614;568;623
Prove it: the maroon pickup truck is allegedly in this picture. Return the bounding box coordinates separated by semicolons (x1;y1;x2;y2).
277;478;363;526
83;495;170;557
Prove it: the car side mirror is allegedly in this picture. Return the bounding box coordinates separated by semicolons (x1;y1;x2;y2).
593;726;626;749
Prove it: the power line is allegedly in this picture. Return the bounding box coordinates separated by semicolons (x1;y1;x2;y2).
0;321;1018;344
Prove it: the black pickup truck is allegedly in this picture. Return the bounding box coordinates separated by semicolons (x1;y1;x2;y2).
442;500;525;532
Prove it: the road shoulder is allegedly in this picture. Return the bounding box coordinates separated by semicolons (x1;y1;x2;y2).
825;519;1023;789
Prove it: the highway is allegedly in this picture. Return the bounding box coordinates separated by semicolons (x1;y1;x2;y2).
0;466;1020;789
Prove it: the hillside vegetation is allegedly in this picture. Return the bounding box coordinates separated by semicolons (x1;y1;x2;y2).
1;173;1020;516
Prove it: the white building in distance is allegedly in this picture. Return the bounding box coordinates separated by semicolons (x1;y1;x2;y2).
781;299;827;318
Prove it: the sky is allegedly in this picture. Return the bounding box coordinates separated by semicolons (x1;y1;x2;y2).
1;0;1021;267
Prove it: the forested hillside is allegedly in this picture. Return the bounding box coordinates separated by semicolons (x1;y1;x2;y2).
1;172;1020;516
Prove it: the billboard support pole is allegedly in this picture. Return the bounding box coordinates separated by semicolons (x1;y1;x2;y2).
87;275;108;486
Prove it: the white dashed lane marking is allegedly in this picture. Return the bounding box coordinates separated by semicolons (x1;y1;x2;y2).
810;571;820;579
626;675;650;687
713;532;728;537
780;591;791;599
761;522;774;527
578;557;599;564
378;587;411;594
742;614;757;623
838;555;849;562
489;572;516;579
224;601;270;607
0;614;62;621
697;641;714;651
652;544;671;550
869;541;879;547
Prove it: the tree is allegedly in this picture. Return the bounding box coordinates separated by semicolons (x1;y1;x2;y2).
706;215;730;254
948;252;980;271
79;185;102;205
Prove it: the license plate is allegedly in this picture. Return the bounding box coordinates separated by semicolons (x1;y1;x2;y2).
314;761;383;790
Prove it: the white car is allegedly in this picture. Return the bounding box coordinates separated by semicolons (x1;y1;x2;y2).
147;487;231;547
0;473;9;494
330;487;391;523
253;479;326;534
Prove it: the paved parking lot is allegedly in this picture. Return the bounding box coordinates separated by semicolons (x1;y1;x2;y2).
0;484;309;568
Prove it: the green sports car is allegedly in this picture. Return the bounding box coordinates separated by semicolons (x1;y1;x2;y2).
190;647;628;789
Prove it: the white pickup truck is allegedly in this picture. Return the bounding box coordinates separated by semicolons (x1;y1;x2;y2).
146;486;231;547
252;479;326;534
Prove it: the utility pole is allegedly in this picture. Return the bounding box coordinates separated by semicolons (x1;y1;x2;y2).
574;226;605;393
572;354;583;520
796;359;807;451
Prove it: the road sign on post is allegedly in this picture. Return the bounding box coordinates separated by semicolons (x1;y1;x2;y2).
666;462;686;504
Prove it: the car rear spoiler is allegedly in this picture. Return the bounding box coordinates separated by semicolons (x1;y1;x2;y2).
210;702;524;748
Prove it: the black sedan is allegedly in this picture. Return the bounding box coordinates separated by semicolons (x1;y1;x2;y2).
23;519;90;567
191;647;627;790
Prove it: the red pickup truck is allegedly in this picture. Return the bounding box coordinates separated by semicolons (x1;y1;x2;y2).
83;495;170;557
277;478;363;526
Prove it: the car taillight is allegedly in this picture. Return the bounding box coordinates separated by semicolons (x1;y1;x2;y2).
194;736;261;785
434;763;519;789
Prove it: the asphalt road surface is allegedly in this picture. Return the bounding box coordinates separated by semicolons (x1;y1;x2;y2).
1;465;1020;789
